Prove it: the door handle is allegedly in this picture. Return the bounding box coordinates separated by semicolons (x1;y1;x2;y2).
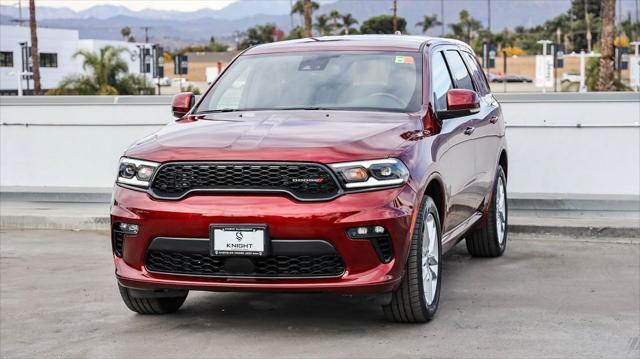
464;126;475;135
489;116;499;124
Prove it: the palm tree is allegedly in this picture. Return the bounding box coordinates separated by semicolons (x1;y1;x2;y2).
329;9;341;33
28;0;41;95
291;0;318;36
51;46;148;95
303;0;314;37
598;0;615;91
120;26;131;41
314;14;332;36
416;15;441;35
341;13;358;35
448;10;483;43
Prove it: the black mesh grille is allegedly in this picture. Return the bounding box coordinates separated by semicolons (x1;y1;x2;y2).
145;251;345;278
112;229;125;257
370;235;393;263
150;162;340;200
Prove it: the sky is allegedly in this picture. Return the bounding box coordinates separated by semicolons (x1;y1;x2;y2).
0;0;237;12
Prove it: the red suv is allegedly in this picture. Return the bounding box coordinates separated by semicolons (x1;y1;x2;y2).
112;35;508;323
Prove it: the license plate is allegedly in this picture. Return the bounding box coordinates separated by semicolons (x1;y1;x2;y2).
210;224;268;256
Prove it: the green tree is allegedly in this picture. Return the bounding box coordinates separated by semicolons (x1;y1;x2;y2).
287;26;306;39
314;14;332;36
328;9;341;33
207;37;229;52
360;15;407;34
291;0;318;37
340;13;358;35
238;24;277;49
416;15;441;35
120;26;131;41
447;10;483;43
48;46;150;95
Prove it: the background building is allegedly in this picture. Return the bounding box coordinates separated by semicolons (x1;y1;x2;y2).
0;25;150;95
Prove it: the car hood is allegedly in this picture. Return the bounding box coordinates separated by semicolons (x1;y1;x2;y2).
125;110;421;163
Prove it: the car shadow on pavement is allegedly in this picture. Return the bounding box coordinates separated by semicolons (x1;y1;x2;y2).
134;243;479;332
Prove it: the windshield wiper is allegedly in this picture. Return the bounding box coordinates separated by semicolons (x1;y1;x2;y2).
196;108;241;114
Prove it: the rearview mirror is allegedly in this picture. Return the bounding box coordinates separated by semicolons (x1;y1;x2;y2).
172;92;195;118
437;89;480;119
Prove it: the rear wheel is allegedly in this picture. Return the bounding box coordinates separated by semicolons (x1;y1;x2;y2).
118;283;188;314
466;166;507;257
383;196;442;323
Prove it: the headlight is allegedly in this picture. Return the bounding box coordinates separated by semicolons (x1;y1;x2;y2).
330;158;409;189
117;157;160;188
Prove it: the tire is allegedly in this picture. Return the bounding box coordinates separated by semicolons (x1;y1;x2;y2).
118;283;188;315
382;196;442;323
466;166;508;257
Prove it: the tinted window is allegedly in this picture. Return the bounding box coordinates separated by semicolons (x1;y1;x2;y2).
431;52;453;111
198;52;422;113
40;53;57;68
461;51;490;95
444;50;475;91
0;52;13;67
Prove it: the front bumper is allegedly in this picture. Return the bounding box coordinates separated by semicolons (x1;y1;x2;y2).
111;184;418;294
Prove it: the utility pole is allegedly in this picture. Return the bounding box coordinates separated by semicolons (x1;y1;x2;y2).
140;26;151;43
585;0;592;53
440;0;445;36
392;0;398;33
28;0;41;95
18;0;23;25
487;0;491;33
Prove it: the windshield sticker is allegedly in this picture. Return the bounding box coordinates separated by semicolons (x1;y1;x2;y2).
395;56;414;64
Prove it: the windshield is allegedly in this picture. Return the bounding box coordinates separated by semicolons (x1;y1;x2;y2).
196;51;422;113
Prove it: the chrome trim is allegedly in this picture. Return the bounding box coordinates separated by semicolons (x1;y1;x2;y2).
117;157;160;188
329;158;409;189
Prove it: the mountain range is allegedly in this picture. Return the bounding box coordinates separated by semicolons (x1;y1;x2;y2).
0;0;590;48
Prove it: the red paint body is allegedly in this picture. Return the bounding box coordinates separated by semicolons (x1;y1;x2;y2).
112;36;507;294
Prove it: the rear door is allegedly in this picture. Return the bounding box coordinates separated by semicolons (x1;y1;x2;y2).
429;48;477;232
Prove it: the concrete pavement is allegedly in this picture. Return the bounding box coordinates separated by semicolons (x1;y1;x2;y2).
1;229;638;358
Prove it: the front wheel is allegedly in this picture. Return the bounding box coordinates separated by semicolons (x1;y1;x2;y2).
466;166;508;257
382;196;442;323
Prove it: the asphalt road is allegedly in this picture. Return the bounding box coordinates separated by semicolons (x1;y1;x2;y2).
1;229;638;359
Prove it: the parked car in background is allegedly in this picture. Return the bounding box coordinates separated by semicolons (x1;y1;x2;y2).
490;73;532;83
561;72;582;83
111;35;509;323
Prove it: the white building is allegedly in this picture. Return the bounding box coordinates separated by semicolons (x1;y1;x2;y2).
0;25;151;94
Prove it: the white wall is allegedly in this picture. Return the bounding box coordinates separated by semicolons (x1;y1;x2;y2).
1;93;639;199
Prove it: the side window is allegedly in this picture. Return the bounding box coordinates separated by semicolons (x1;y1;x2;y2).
462;51;490;95
431;52;453;111
443;50;475;91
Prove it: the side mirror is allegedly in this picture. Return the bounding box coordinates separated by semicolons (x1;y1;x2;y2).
437;89;480;119
172;92;195;118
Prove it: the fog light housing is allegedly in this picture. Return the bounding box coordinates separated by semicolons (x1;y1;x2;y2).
347;225;386;239
118;222;139;235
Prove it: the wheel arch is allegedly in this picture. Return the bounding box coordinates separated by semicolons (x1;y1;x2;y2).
499;149;508;179
423;176;446;228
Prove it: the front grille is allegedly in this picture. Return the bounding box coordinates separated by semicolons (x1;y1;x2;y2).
145;251;345;278
150;162;340;200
